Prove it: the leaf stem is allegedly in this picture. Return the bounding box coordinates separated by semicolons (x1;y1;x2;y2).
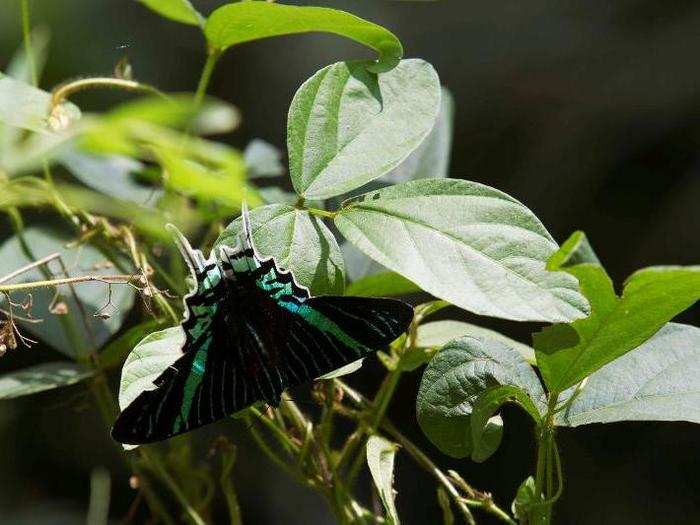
194;47;222;107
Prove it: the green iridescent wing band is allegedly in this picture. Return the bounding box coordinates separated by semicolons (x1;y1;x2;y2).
112;207;413;445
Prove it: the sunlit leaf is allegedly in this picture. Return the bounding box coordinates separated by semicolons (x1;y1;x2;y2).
336;179;590;322
288;59;440;199
216;204;345;295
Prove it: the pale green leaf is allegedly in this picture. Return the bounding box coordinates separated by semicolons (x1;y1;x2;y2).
205;3;403;72
535;262;700;393
0;362;92;400
557;323;700;426
381;87;453;182
138;0;204;27
0;227;135;358
416;335;545;458
118;326;185;411
366;435;401;525
215;204;345;295
335;179;590;322
288;59;440;199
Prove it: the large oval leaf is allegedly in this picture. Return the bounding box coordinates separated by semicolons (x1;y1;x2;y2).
416;335;544;459
215;204;345;295
205;3;403;72
288;59;440;199
0;227;135;358
335;179;590;323
0;362;92;400
557;323;700;426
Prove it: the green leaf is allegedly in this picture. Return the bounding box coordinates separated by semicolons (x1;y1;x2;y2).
366;435;401;525
0;227;135;358
118;327;185;412
138;0;204;27
511;476;540;520
535;263;700;393
205;3;403;72
0;74;80;133
288;59;440;199
416;335;545;459
335;179;590;322
416;320;536;365
345;271;420;297
215;204;345;295
546;230;600;270
381;87;454;182
556;323;700;426
59;150;161;205
0;362;92;400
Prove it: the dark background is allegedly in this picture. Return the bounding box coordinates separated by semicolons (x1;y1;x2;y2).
1;1;699;523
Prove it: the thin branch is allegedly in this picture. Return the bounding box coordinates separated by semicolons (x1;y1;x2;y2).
0;252;61;284
0;274;139;293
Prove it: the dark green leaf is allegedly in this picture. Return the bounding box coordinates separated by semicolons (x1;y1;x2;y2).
99;320;165;370
535;263;700;393
138;0;204;27
345;271;420;297
416;335;545;458
205;3;403;72
0;362;92;399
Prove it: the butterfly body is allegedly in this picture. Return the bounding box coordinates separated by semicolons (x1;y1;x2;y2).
112;208;413;445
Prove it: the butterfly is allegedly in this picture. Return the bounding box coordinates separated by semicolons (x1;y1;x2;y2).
111;205;414;444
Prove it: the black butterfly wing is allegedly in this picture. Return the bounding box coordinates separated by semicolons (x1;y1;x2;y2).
282;295;414;384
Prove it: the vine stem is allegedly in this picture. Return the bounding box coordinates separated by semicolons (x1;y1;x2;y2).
51;77;167;108
194;47;222;107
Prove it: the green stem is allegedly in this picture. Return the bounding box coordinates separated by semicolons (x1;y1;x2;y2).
306;207;338;220
20;0;38;86
194;47;222;107
531;394;560;524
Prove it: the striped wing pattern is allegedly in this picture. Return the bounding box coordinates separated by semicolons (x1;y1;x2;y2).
111;212;413;445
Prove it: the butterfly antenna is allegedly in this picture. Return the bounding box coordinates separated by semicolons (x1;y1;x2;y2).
165;224;205;278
